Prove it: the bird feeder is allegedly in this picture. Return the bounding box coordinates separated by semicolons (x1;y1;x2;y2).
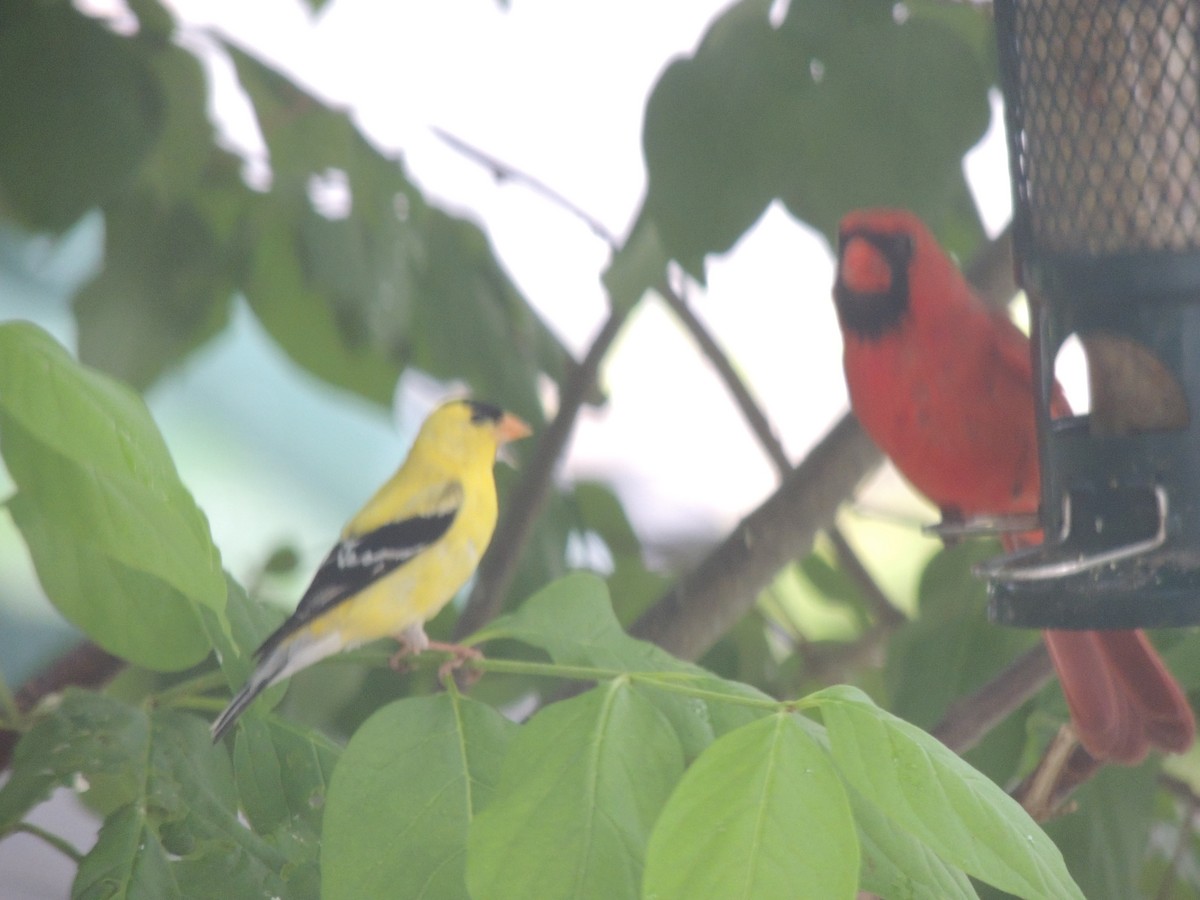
984;0;1200;628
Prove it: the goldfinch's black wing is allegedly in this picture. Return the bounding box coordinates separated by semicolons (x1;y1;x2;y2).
255;486;462;660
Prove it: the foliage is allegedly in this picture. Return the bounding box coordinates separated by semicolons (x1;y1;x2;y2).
0;0;1193;897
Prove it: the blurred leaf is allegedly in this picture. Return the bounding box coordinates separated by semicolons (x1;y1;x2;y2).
75;191;234;389
572;480;642;560
0;322;223;670
602;217;669;306
641;0;991;276
220;718;336;896
887;541;1038;781
1043;761;1159;900
642;711;859;900
814;685;1084;899
0;691;146;829
323;693;514;900
467;679;684;899
0;5;163;231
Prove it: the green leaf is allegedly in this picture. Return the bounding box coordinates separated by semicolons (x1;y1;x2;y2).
0;693;304;896
0;322;223;670
322;693;514;900
888;542;1038;782
850;784;978;900
74;189;234;391
467;679;685;899
813;685;1084;900
1044;761;1160;900
641;0;991;275
0;691;148;829
74;803;182;900
200;575;286;695
643;711;858;900
0;5;164;231
232;716;340;840
474;573;769;754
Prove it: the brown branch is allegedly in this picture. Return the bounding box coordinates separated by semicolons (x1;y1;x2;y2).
630;413;881;658
931;642;1055;754
827;526;908;629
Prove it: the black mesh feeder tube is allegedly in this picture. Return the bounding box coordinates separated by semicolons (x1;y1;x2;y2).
985;0;1200;627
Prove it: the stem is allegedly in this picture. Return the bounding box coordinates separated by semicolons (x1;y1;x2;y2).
931;642;1055;754
154;670;229;709
7;821;85;864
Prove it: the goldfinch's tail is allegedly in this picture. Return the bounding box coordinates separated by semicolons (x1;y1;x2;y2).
210;661;281;742
210;630;343;742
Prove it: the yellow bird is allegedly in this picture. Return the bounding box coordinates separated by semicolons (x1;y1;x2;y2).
211;399;531;740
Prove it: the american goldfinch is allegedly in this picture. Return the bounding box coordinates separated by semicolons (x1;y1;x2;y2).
211;399;531;740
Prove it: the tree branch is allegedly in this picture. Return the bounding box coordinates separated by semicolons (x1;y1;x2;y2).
455;306;630;639
631;225;1015;662
630;413;881;658
932;642;1054;753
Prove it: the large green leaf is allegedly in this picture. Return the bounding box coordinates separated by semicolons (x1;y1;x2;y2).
641;0;992;275
643;711;859;900
814;685;1084;900
0;323;223;670
0;5;164;231
467;679;684;899
322;693;514;900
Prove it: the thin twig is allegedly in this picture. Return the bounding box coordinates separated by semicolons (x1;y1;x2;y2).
826;526;908;629
433;128;619;249
7;821;85;864
456;305;630;638
434;129;631;638
932;642;1055;754
657;275;905;641
656;277;791;475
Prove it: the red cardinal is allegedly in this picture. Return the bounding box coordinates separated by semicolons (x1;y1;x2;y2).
832;207;1194;765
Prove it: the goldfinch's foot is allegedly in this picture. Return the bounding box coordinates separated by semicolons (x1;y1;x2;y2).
426;640;483;684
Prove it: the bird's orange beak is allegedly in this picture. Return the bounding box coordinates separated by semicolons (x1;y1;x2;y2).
495;413;532;445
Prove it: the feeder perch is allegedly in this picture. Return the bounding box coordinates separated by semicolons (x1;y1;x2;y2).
984;0;1200;628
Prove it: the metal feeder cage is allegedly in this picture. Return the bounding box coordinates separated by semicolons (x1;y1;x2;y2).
986;0;1200;628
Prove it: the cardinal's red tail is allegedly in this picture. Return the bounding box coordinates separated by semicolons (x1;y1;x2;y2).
1043;629;1195;764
